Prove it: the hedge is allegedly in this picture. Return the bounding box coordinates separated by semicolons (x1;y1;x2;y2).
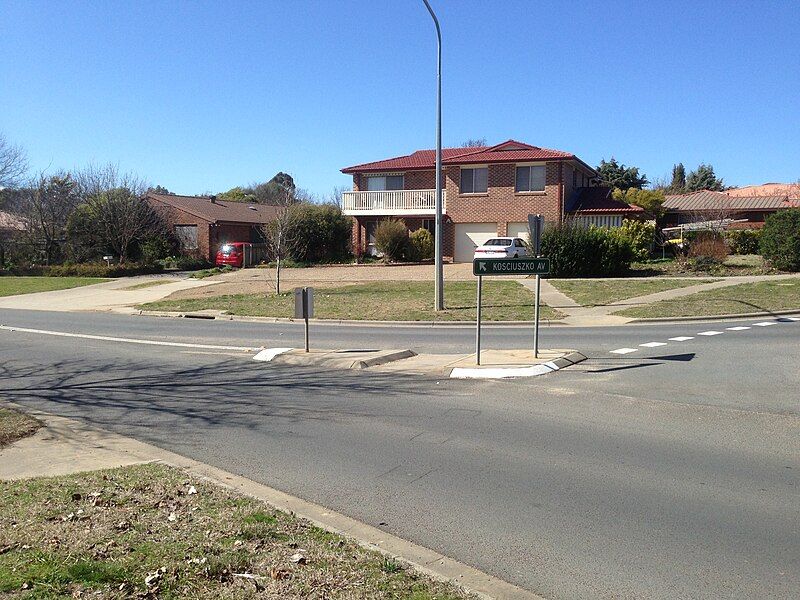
541;223;634;277
760;209;800;271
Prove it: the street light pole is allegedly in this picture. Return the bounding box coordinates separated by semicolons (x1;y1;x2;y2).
422;0;444;311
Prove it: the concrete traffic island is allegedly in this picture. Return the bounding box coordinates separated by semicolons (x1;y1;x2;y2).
253;346;586;379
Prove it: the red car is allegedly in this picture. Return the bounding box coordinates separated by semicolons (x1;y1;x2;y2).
215;242;246;267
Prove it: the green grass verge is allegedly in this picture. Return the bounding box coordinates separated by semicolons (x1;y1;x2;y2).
615;278;800;318
0;407;42;448
140;281;562;322
549;278;717;307
0;463;471;599
0;276;108;297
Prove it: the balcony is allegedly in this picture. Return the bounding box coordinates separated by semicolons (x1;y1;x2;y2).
341;189;445;216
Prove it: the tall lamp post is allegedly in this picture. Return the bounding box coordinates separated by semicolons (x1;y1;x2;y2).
422;0;444;311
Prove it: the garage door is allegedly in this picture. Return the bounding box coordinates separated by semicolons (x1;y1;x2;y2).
454;223;498;263
507;222;530;243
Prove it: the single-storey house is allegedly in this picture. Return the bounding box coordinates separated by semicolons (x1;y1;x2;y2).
662;190;796;229
340;139;640;262
146;193;278;261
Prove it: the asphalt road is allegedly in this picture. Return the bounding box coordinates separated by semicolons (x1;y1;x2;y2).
1;308;798;599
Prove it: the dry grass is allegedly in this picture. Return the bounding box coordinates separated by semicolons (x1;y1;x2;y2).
119;280;173;291
0;408;41;448
0;463;472;599
140;281;563;322
615;278;800;318
549;278;717;307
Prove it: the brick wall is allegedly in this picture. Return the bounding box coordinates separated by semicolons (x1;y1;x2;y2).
148;200;213;260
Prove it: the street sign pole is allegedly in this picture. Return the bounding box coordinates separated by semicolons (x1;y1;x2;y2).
475;275;482;365
534;274;541;358
295;287;314;353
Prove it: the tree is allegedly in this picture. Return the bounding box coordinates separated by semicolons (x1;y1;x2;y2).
460;138;487;148
686;164;725;192
596;158;648;190
612;188;665;218
19;172;81;264
148;185;173;195
216;186;254;203
250;172;296;205
760;208;800;271
74;188;168;263
259;185;298;295
0;133;28;189
669;163;686;193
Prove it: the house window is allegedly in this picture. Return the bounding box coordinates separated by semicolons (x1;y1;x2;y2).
422;219;435;236
460;167;488;194
365;175;404;191
175;225;198;251
515;165;546;192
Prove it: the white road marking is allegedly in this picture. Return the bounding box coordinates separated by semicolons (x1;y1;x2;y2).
610;348;638;354
697;331;724;336
726;326;750;331
253;347;293;362
0;325;260;352
640;342;667;347
668;336;694;341
753;322;776;327
787;317;800;321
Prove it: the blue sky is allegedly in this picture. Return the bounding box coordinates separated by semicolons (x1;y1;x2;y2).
2;0;798;196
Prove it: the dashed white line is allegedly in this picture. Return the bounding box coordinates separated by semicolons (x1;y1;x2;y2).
726;326;750;331
610;347;638;355
668;336;694;341
753;321;776;327
786;317;800;321
640;342;667;348
697;330;724;336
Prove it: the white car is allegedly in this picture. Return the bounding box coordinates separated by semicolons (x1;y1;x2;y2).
473;237;529;259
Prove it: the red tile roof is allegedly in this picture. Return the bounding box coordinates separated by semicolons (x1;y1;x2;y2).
567;187;644;214
146;193;279;224
341;139;584;173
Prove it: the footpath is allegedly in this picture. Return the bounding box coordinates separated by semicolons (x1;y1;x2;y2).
523;273;800;327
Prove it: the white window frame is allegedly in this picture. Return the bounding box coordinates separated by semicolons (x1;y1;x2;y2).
515;163;547;193
459;165;488;195
365;173;404;191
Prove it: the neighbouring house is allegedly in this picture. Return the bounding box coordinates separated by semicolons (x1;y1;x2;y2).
662;190;796;229
340;139;640;262
146;193;278;261
726;183;800;199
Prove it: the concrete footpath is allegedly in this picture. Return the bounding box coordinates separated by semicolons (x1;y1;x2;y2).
0;403;541;600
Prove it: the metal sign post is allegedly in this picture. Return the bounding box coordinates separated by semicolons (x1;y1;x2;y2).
294;287;314;352
475;275;483;365
534;274;541;358
528;214;544;358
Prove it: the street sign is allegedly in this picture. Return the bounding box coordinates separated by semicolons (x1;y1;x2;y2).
472;258;550;276
294;287;314;352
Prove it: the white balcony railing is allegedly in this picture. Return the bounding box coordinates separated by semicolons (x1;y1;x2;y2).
341;189;445;215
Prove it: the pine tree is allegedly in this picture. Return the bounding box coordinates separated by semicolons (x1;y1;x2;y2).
669;163;686;193
686;164;725;192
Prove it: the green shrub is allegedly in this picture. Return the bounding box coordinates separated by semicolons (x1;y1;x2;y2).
288;203;352;263
26;262;165;277
374;219;408;262
406;228;434;262
760;208;800;271
541;223;634;277
174;255;211;271
612;219;654;261
724;229;761;255
140;235;176;263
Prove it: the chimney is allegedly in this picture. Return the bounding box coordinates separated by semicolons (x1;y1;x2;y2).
209;195;217;204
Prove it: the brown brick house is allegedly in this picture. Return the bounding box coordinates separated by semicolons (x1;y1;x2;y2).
662;190;796;229
146;193;278;261
341;140;639;262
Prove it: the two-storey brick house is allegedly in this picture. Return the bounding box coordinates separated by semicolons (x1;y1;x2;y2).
341;139;641;262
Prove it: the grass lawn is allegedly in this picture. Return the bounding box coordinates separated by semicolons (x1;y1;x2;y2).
0;276;108;297
0;463;471;599
140;281;562;322
615;278;800;318
549;278;717;307
630;255;775;277
0;407;41;448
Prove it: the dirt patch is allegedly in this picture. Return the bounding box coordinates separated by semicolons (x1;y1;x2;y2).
0;408;42;448
0;463;472;599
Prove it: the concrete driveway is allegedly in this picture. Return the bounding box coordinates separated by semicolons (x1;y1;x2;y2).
0;274;219;312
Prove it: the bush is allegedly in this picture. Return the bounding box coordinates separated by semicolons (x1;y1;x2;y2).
140;234;176;264
288;203;352;263
374;219;408;262
688;232;728;264
406;228;434;262
612;219;655;261
541;223;634;277
11;262;165;277
760;208;800;271
724;229;761;255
